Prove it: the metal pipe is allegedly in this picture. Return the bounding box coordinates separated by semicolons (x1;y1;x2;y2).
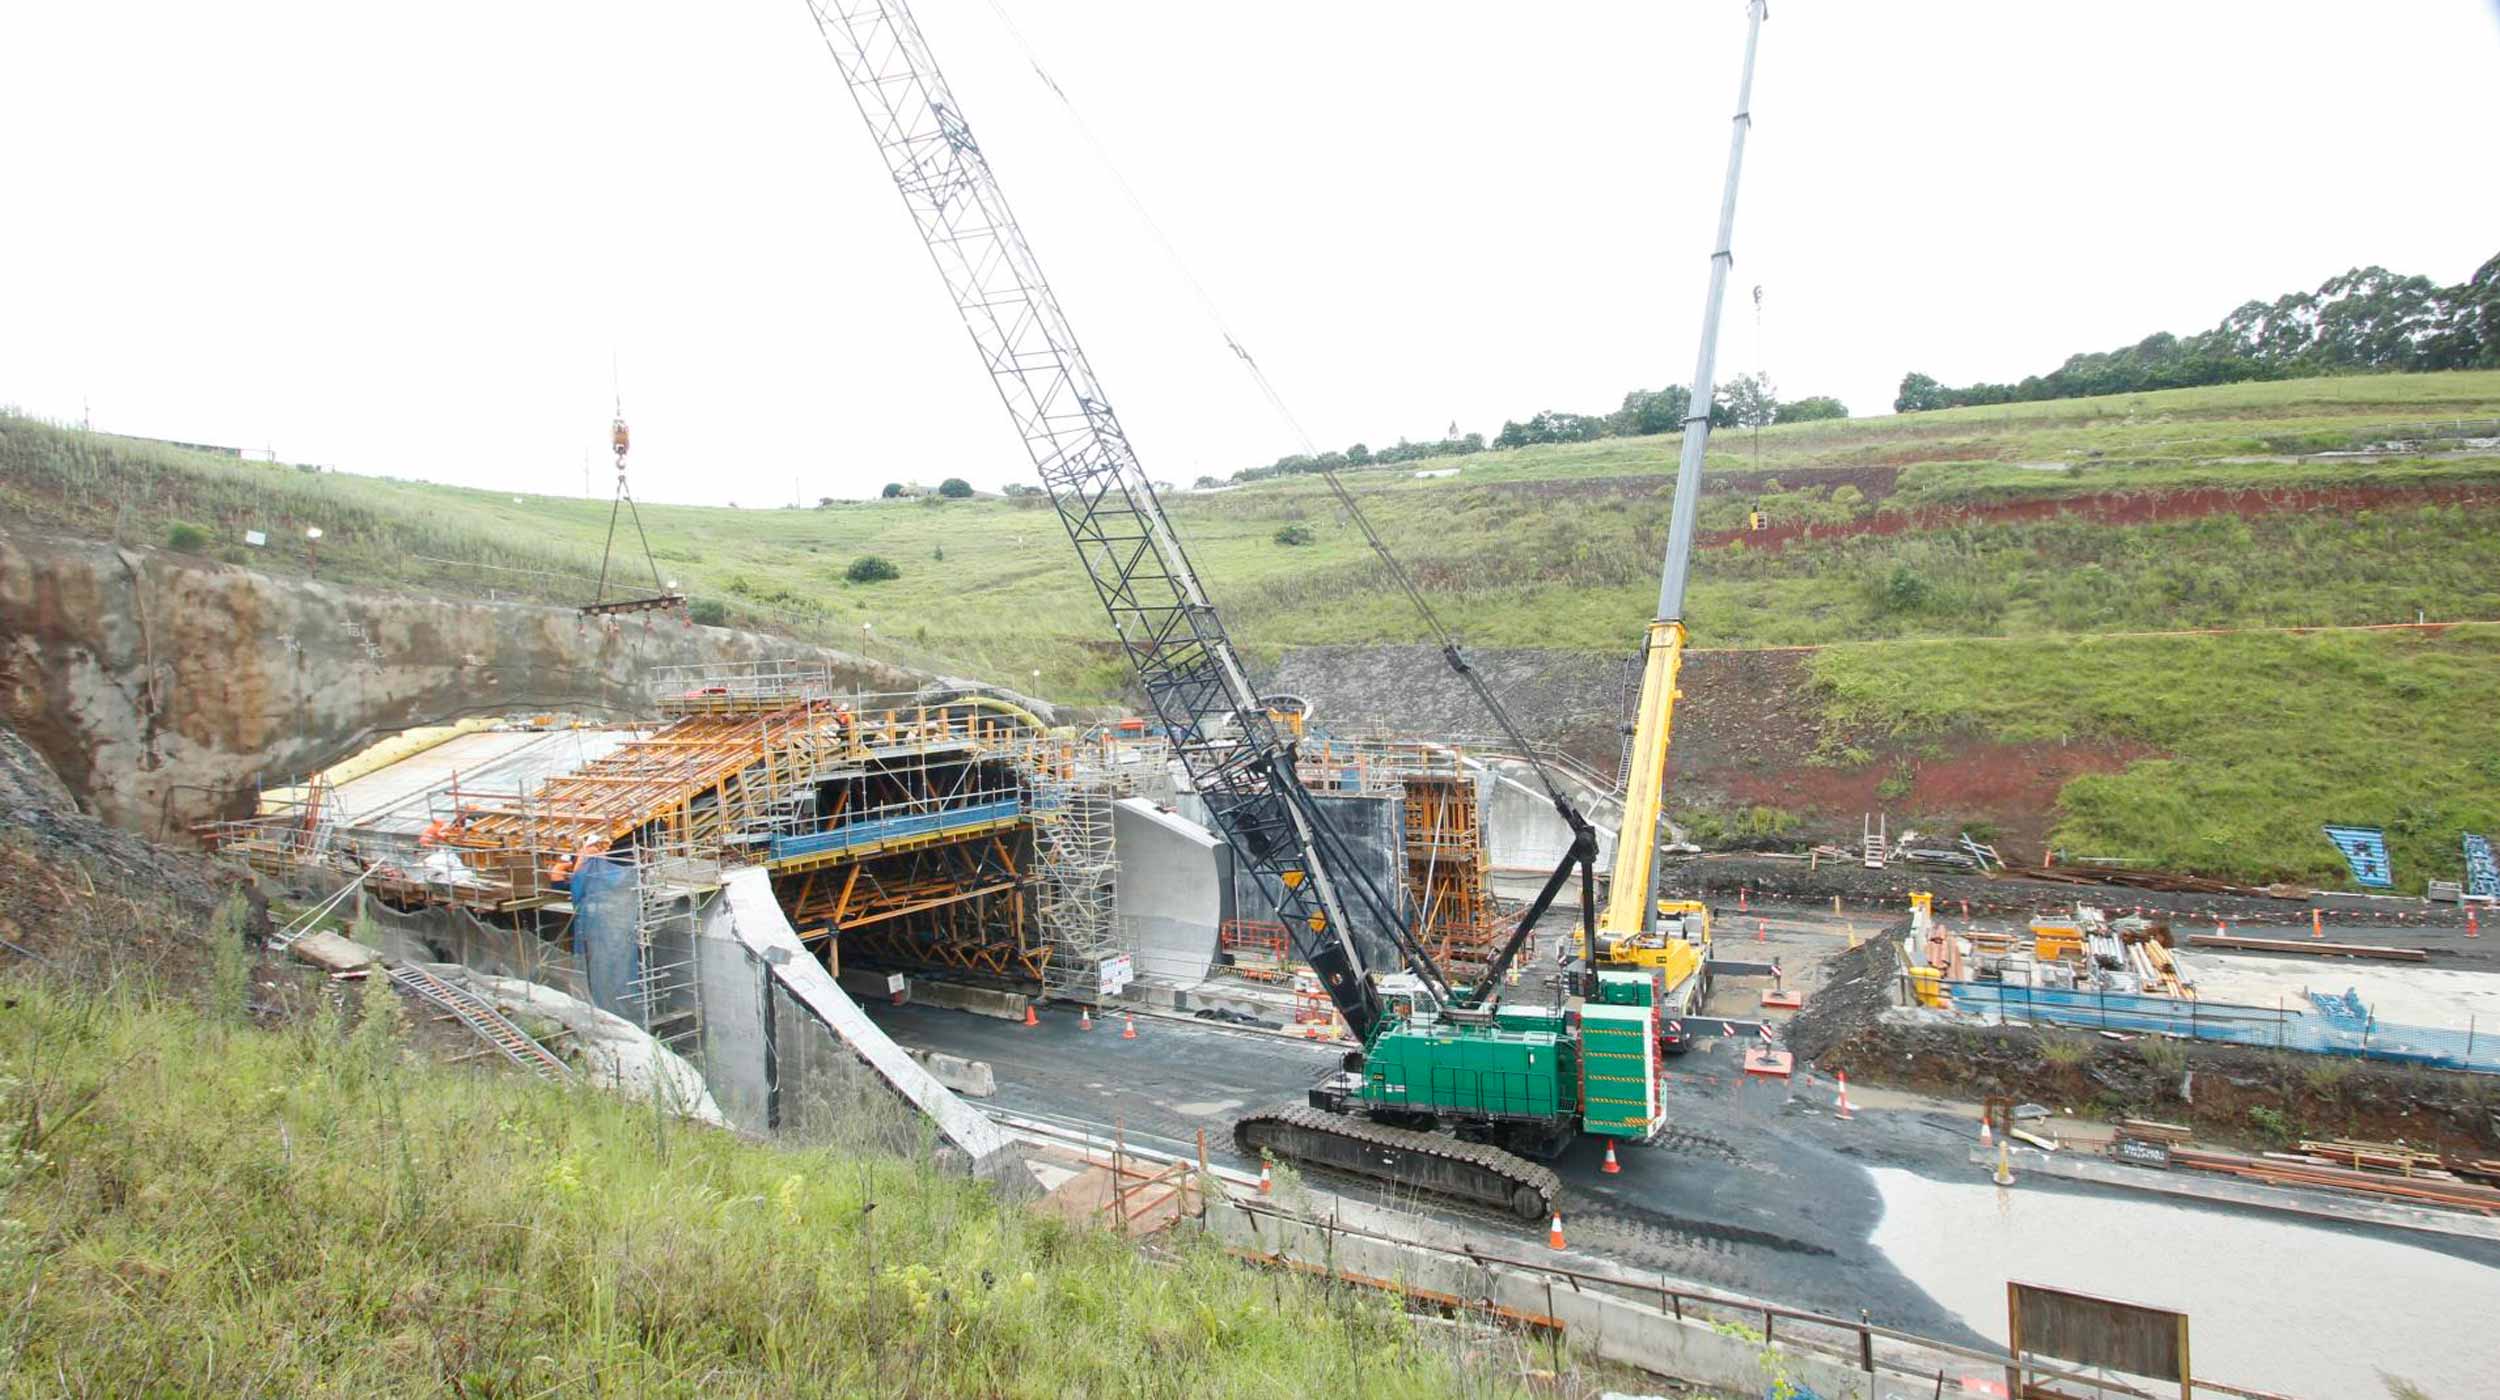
1654;0;1767;624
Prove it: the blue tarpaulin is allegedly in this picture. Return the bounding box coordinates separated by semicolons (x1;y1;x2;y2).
572;855;640;1020
2465;833;2498;901
2322;824;2394;888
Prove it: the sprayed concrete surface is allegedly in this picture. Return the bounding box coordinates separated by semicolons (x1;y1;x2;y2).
1868;1167;2497;1397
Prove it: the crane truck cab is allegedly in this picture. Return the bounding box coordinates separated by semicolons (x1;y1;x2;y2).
1590;898;1714;1053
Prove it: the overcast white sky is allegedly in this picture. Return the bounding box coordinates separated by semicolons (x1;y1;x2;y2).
5;2;2496;505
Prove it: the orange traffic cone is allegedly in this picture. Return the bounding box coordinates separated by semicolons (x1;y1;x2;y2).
1021;1003;1038;1029
2312;909;2324;940
1258;1159;1273;1195
1756;919;1768;944
1601;1141;1621;1174
1738;886;1750;912
1080;1006;1094;1031
1121;1013;1138;1040
2215;919;2227;940
2469;909;2480;939
1547;1212;1566;1250
1834;1072;1855;1121
1978;1117;1993;1146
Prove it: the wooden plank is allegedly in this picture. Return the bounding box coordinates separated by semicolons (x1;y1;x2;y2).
2187;934;2426;962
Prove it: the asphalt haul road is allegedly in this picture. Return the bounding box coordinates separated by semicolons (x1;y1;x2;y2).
860;996;1983;1342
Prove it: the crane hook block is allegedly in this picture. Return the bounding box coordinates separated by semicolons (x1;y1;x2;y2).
611;417;631;459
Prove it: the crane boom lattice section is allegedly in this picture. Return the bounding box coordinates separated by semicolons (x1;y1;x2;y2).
806;0;1449;1037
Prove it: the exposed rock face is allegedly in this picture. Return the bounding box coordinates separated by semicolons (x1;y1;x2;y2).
0;529;1020;841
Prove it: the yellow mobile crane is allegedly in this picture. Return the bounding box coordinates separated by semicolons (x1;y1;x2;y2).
1585;1;1772;1053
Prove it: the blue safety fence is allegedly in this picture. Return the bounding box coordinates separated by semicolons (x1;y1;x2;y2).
1941;979;2500;1075
767;796;1025;863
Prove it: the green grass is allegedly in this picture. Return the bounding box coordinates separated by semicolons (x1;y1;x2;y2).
0;974;1549;1397
10;371;2500;885
1809;625;2500;889
10;372;2499;697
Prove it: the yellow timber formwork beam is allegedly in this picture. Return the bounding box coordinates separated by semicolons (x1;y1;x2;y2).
1592;617;1688;952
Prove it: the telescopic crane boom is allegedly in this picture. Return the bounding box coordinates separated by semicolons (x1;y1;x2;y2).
1592;1;1767;1020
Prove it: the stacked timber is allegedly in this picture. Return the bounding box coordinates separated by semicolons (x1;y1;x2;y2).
2167;1139;2500;1213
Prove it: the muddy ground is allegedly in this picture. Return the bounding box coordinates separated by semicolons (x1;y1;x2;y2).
0;720;474;1059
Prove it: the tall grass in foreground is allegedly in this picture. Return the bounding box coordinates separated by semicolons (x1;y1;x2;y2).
0;978;1550;1398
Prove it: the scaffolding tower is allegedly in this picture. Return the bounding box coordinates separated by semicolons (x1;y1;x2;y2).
1027;741;1124;1000
627;831;717;1056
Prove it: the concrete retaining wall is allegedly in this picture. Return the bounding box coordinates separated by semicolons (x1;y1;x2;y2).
911;981;1030;1021
701;869;1028;1189
1205;1194;1880;1398
1114;797;1224;986
347;883;587;1000
908;1049;996;1098
838;968;909;1005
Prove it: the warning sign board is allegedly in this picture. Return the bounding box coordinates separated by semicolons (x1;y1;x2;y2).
1097;953;1134;997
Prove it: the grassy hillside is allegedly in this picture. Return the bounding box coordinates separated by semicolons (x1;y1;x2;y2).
1811;625;2500;889
0;973;1559;1397
8;370;2499;884
10;372;2500;692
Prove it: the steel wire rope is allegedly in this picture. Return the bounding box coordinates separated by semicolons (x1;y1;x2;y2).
973;0;1581;815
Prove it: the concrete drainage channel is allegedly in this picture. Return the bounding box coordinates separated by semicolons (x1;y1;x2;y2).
986;1111;2265;1400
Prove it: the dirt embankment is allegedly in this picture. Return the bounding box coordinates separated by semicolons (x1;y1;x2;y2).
1272;644;2146;861
0;720;265;984
1793;937;2500;1157
0;528;992;842
1694;479;2500;553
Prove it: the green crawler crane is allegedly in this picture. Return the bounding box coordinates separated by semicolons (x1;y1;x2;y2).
808;0;1771;1218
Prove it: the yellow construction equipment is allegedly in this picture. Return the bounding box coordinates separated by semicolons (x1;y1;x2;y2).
1581;0;1772;1048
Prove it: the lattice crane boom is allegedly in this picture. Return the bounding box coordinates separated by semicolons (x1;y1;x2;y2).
804;0;1446;1038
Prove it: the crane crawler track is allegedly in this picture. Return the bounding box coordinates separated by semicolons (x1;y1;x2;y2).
1236;1105;1562;1221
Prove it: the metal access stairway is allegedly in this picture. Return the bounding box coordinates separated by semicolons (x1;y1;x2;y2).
387;963;574;1082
